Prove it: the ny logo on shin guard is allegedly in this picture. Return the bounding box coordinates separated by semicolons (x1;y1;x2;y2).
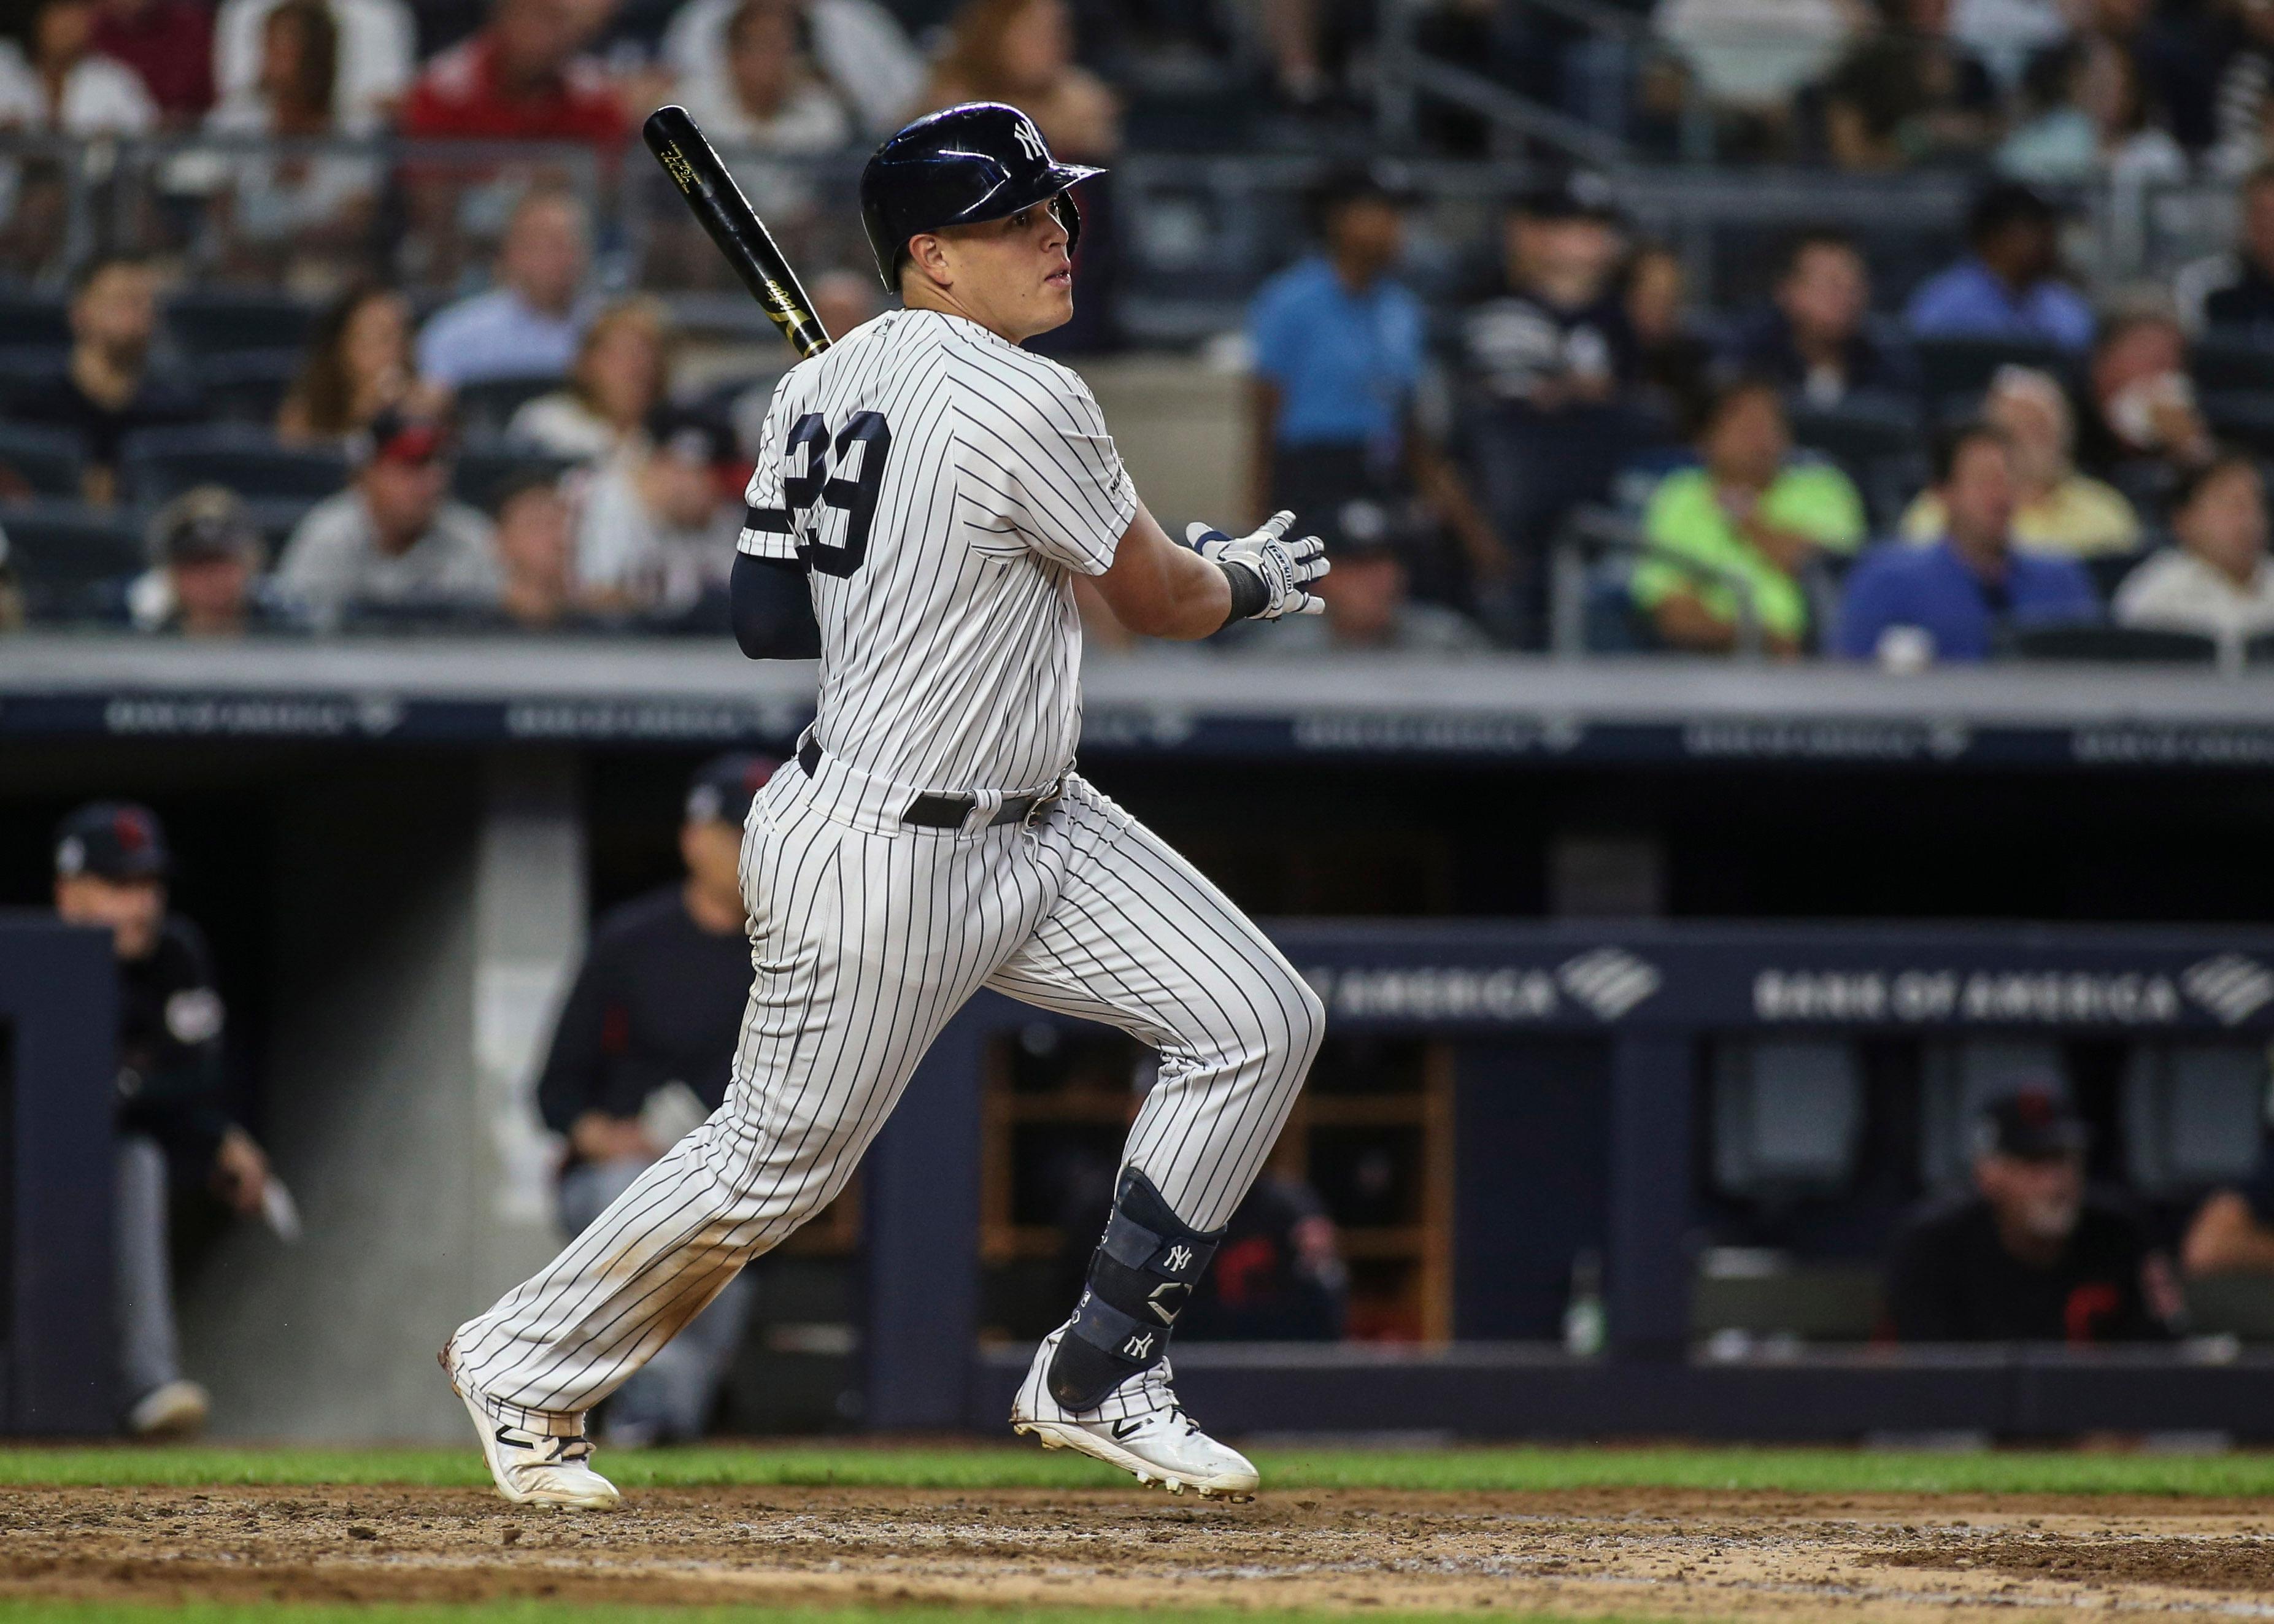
1121;1331;1155;1359
1165;1245;1195;1273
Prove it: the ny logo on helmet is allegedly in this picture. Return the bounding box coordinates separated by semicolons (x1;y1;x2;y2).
1012;118;1046;163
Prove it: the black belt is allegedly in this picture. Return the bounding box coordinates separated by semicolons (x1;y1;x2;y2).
797;737;1060;829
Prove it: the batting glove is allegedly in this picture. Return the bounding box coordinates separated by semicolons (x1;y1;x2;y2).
1188;512;1329;623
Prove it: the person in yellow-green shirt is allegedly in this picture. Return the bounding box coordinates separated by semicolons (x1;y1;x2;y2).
1898;365;2138;557
1631;377;1867;654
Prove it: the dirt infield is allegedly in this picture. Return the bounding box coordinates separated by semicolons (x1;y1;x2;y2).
6;1482;2274;1620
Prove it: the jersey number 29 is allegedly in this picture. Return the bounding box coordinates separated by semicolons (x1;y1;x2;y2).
782;411;892;578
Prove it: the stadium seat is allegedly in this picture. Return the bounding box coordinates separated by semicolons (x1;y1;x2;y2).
2082;548;2148;605
2247;628;2274;666
0;287;69;348
453;374;568;437
451;443;579;512
1787;400;1930;530
2008;623;2218;664
1914;337;2070;405
2202;390;2274;456
202;350;304;425
1690;1253;1881;1342
1710;1039;1865;1197
117;425;346;507
0;420;86;498
1919;1041;2067;1187
163;289;315;359
2121;1044;2265;1192
2191;336;2274;394
0;498;143;619
2184;1275;2274;1340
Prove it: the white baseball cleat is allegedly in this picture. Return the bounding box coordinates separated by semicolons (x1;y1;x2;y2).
1010;1323;1258;1500
126;1379;210;1439
439;1341;622;1510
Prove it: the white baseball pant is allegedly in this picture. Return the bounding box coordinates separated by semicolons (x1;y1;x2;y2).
449;756;1324;1430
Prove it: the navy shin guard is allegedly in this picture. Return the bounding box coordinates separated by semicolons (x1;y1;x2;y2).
1047;1167;1223;1411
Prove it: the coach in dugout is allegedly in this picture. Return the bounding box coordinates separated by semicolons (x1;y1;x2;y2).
52;801;271;1437
1884;1088;2178;1343
533;752;779;1445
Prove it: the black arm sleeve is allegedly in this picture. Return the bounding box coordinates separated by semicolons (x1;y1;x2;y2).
730;552;822;660
534;947;619;1136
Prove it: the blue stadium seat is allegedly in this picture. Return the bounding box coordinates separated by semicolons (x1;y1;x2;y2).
0;498;143;620
202;350;304;425
163;290;316;359
451;442;579;513
0;287;69;348
2009;623;2217;664
1915;337;2070;406
117;425;347;507
0;420;86;498
2191;337;2274;394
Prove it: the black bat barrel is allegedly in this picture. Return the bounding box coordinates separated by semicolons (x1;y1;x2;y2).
643;105;832;359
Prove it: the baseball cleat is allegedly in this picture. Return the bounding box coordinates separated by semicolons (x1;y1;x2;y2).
126;1378;210;1439
440;1340;621;1510
1010;1323;1258;1500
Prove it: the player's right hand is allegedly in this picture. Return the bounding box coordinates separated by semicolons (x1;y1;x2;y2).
1188;513;1329;619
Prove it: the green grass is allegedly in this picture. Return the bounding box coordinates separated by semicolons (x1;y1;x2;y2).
3;1441;2273;1497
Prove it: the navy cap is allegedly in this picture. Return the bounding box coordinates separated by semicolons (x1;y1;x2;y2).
685;752;780;826
1975;1087;2089;1161
55;801;172;882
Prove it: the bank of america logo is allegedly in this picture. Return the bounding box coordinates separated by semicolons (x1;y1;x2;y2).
2183;955;2274;1026
1557;947;1662;1021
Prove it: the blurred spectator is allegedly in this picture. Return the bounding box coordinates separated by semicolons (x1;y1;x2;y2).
533;753;776;1442
725;267;877;455
400;0;625;145
1250;168;1505;626
490;469;588;628
2084;0;2219;153
1822;0;2000;172
809;265;880;343
2175;163;2274;334
1951;0;2067;87
2114;453;2274;639
9;255;201;506
2078;306;2215;502
509;295;670;465
1900;366;2139;555
1624;242;1714;431
1633;379;1865;655
126;487;277;636
278;283;446;444
676;0;853;152
1885;1088;2177;1342
415;188;592;389
572;406;739;614
274;410;499;625
1453;180;1638;642
662;0;920;138
2181;1087;2274;1275
2214;0;2274;175
1177;1171;1348;1342
1835;421;2099;661
215;0;415;126
1654;0;1862;151
1995;36;2186;190
91;0;214;125
1905;182;2095;352
52;802;273;1436
1235;526;1490;655
198;0;380;286
0;526;23;631
0;0;158;134
1725;229;1921;409
922;0;1119;161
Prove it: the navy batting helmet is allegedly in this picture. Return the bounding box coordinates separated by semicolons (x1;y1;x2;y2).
858;102;1104;293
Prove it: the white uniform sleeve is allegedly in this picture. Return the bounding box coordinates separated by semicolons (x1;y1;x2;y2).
738;383;803;563
965;362;1138;577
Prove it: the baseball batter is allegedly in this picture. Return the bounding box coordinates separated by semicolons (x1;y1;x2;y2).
442;101;1329;1507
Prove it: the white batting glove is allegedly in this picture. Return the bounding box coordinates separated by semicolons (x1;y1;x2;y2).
1187;512;1329;620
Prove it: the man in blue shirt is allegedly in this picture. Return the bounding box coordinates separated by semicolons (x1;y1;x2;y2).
1905;184;2096;354
417;188;593;390
1247;167;1503;628
1836;421;2099;662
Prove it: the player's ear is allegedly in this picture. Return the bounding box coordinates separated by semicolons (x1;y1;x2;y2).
904;232;953;293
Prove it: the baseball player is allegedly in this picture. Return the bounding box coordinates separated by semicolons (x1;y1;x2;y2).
442;101;1328;1508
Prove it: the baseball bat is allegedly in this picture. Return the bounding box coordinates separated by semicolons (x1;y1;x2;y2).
642;104;833;360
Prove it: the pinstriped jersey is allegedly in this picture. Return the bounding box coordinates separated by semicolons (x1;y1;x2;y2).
739;308;1138;794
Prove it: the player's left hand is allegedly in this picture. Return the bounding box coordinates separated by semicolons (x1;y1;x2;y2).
1189;513;1329;619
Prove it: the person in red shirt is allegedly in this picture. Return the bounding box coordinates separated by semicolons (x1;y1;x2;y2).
91;0;214;125
399;0;625;145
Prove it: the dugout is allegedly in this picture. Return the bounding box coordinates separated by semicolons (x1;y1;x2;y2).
11;637;2274;1438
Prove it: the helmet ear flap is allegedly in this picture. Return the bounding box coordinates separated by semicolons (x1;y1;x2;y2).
1050;191;1082;260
